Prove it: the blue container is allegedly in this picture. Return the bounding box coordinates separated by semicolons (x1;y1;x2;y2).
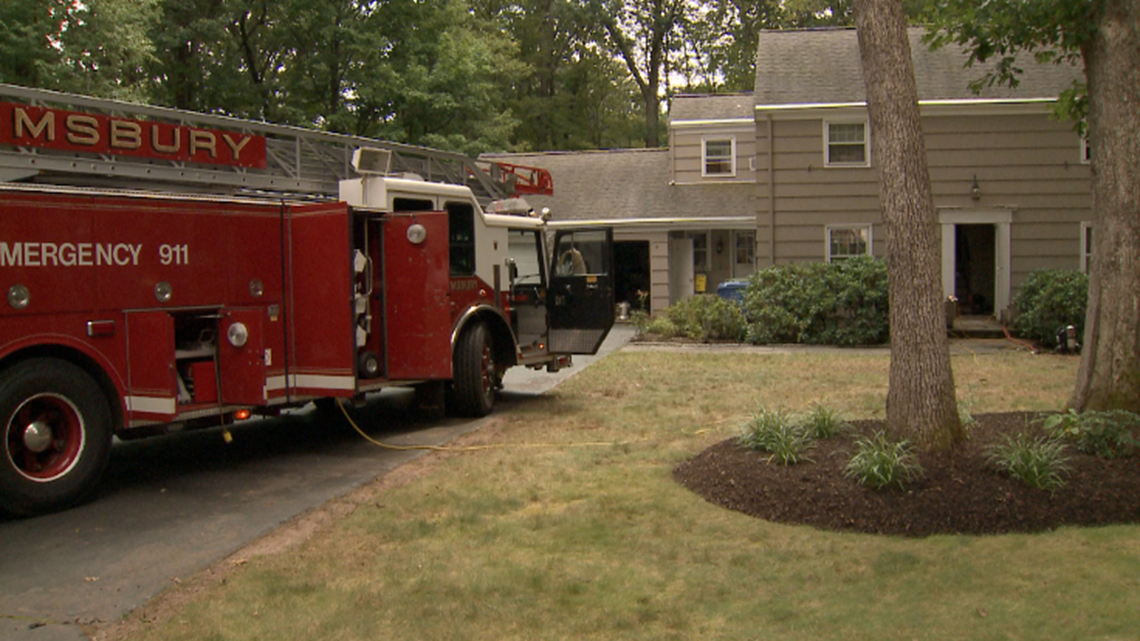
716;280;748;304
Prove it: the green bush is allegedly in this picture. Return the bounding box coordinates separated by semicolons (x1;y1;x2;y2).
1012;269;1088;347
738;408;815;465
665;294;748;341
986;432;1070;492
742;256;889;346
1040;409;1139;459
803;404;848;439
638;294;747;342
845;431;924;490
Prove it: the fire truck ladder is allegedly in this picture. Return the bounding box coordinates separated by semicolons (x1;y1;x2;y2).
0;83;552;202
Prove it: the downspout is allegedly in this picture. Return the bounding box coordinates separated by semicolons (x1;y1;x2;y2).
767;113;776;267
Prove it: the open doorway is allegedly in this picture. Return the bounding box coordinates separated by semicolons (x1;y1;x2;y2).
954;224;995;315
614;241;651;314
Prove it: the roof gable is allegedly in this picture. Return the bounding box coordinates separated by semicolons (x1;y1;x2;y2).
754;27;1083;107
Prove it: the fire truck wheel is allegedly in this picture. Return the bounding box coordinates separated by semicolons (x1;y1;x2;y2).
0;358;113;516
453;322;496;417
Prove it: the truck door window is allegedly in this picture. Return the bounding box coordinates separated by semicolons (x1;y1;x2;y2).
508;230;543;284
446;201;476;276
393;197;434;211
554;230;609;276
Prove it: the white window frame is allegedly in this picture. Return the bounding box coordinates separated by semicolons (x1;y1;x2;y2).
825;225;873;262
702;137;736;177
1081;221;1093;273
1081;137;1091;165
824;120;871;167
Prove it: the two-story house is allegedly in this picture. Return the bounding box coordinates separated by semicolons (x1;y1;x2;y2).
487;27;1090;321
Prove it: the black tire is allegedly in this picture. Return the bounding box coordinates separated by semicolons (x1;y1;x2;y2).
0;358;113;516
452;322;496;418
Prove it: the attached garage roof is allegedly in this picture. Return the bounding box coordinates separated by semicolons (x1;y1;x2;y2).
482;149;754;224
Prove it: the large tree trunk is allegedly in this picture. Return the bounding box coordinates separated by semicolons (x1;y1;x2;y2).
1070;0;1140;412
854;0;963;449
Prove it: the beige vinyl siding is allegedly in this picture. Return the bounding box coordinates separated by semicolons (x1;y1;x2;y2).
761;118;882;265
925;113;1090;296
671;125;758;184
759;110;1091;299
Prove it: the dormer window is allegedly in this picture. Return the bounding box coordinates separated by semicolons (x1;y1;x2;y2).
703;137;736;177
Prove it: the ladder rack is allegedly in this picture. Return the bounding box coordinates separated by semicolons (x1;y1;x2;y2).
0;84;547;203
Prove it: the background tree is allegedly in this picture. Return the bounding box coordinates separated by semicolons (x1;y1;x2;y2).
471;0;644;150
586;0;691;147
0;0;70;88
1;0;156;101
927;0;1140;413
853;0;963;449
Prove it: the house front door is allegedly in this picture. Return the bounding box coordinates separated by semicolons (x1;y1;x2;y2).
939;210;1011;318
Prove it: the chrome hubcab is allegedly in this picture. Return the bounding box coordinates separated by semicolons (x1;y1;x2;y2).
23;419;54;453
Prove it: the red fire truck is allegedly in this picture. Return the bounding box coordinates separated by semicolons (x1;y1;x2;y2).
0;85;614;515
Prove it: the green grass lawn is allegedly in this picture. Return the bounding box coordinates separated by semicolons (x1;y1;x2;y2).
111;349;1140;641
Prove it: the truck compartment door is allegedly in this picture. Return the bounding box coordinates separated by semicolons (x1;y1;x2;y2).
548;228;615;354
285;203;357;397
125;311;177;421
218;308;266;405
383;211;452;380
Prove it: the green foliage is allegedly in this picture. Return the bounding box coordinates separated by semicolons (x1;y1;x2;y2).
803;404;848;439
742;255;889;346
845;431;924;490
986;433;1071;492
1011;269;1088;347
665;295;748;342
642;316;678;338
925;0;1093;124
738;408;815;465
1040;409;1140;460
1;0;157;101
958;398;979;432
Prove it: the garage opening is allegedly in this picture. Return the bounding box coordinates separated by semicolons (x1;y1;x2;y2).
614;241;651;314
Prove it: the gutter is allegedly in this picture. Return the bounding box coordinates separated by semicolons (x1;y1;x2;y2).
767;113;776;267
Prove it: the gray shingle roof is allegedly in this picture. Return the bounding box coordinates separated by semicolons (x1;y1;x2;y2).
754;27;1083;106
670;93;754;122
482;149;754;223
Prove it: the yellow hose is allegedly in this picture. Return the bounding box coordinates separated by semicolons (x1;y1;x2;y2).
334;398;635;452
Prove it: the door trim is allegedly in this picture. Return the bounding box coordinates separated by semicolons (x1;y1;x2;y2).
938;209;1012;317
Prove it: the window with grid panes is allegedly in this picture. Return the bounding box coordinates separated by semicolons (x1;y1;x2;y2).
826;122;868;166
703;138;735;176
827;226;871;262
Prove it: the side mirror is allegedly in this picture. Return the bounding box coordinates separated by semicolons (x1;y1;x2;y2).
505;257;518;283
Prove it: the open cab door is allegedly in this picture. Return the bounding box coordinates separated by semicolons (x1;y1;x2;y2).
547;228;615;354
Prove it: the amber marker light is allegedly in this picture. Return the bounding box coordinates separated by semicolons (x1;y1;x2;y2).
234;409;252;420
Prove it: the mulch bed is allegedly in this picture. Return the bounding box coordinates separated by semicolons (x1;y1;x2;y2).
673;412;1140;537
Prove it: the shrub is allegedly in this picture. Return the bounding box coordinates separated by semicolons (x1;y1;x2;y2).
636;295;747;342
642;316;678;338
986;432;1070;492
803;404;848;439
1040;409;1139;459
1012;269;1088;348
738;408;815;465
957;398;978;432
845;431;924;490
742;256;889;346
666;294;748;342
